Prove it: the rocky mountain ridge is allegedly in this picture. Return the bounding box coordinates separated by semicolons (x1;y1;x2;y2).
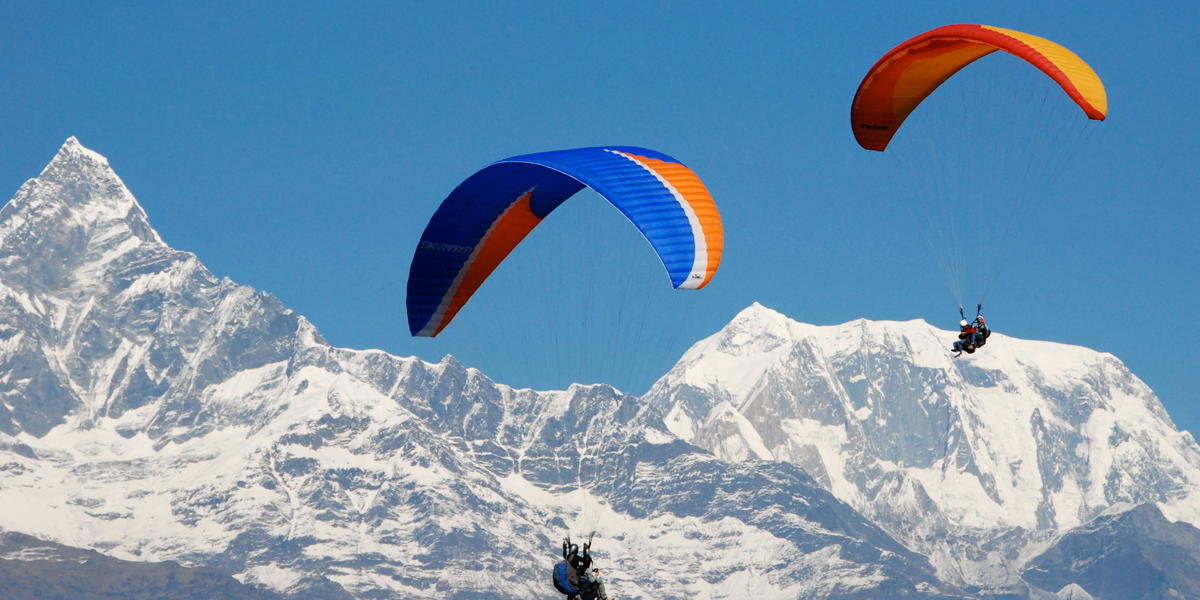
0;530;291;600
2;138;1198;599
0;138;963;599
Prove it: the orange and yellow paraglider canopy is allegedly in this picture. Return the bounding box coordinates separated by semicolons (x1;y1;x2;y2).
851;24;1107;151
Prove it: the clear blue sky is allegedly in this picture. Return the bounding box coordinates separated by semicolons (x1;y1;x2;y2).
1;2;1196;433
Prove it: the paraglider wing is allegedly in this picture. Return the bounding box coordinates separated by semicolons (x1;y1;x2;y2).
406;147;723;337
851;24;1108;151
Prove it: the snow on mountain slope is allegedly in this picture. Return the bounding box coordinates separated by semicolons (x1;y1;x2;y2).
0;139;968;599
644;303;1200;590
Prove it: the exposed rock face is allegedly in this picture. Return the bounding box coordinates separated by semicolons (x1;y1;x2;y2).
0;139;965;599
1021;503;1200;600
0;530;298;600
643;303;1200;591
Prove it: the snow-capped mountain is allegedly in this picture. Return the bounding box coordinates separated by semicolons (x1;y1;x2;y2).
0;139;966;599
5;138;1199;600
644;303;1200;591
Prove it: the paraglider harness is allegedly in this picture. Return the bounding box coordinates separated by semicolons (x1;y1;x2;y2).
553;535;597;599
957;305;990;354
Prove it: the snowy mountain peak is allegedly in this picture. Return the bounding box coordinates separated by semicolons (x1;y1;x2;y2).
708;301;794;354
2;140;1199;598
644;302;1200;588
649;306;946;425
0;139;300;439
0;138;163;293
0;141;980;599
25;137;156;237
701;302;948;361
45;136;110;173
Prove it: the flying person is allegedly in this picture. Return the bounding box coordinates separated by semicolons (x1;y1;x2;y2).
565;539;593;573
588;567;610;600
952;319;977;357
972;315;991;348
953;307;992;357
554;537;596;599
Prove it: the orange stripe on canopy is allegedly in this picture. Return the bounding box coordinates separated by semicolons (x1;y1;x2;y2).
433;189;542;336
621;153;723;289
851;24;1107;151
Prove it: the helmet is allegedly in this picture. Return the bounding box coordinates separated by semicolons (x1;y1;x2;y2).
960;319;969;327
976;316;985;323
